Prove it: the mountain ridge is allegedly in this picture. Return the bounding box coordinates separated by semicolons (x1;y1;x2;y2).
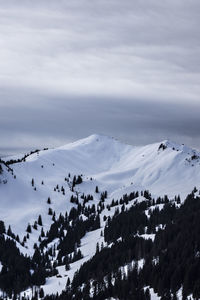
0;134;200;237
0;134;200;299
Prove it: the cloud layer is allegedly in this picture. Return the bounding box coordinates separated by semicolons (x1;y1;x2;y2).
0;0;200;154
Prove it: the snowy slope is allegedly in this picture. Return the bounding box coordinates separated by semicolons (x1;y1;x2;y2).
1;134;200;298
0;134;200;239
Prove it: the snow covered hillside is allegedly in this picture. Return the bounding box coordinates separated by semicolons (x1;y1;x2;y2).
0;134;200;299
0;134;200;237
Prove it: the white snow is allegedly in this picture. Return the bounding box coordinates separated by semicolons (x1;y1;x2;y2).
140;234;155;241
1;134;200;296
1;134;200;239
149;288;160;300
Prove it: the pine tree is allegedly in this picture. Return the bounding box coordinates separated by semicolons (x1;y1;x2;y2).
38;215;43;226
72;175;76;187
39;288;44;298
52;212;56;221
65;263;70;271
41;227;45;237
7;225;12;236
26;223;32;233
33;221;38;230
66;277;70;286
145;288;151;300
48;208;53;215
96;242;100;254
0;220;5;234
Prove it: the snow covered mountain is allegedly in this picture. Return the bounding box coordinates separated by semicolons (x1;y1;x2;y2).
1;134;200;299
0;134;200;241
1;134;200;233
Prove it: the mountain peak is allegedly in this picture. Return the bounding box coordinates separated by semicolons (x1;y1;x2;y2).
58;134;120;151
158;139;199;156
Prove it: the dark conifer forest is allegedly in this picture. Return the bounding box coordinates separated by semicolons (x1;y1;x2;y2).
1;188;200;299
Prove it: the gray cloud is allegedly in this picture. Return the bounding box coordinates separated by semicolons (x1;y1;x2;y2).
0;89;200;155
0;0;200;154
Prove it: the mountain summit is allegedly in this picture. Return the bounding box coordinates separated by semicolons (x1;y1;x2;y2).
1;134;200;298
0;134;200;235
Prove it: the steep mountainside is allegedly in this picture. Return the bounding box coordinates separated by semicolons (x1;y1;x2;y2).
0;134;200;299
1;134;200;235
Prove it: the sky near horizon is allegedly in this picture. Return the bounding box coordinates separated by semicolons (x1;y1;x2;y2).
0;0;200;154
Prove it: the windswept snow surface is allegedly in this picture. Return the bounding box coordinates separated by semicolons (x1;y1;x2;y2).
1;134;200;296
1;134;200;238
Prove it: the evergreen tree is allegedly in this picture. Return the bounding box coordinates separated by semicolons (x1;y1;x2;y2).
0;220;5;234
26;224;32;233
38;215;43;226
48;208;53;215
39;288;44;298
7;225;12;236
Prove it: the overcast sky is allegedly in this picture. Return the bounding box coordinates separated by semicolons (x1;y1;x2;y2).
0;0;200;155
